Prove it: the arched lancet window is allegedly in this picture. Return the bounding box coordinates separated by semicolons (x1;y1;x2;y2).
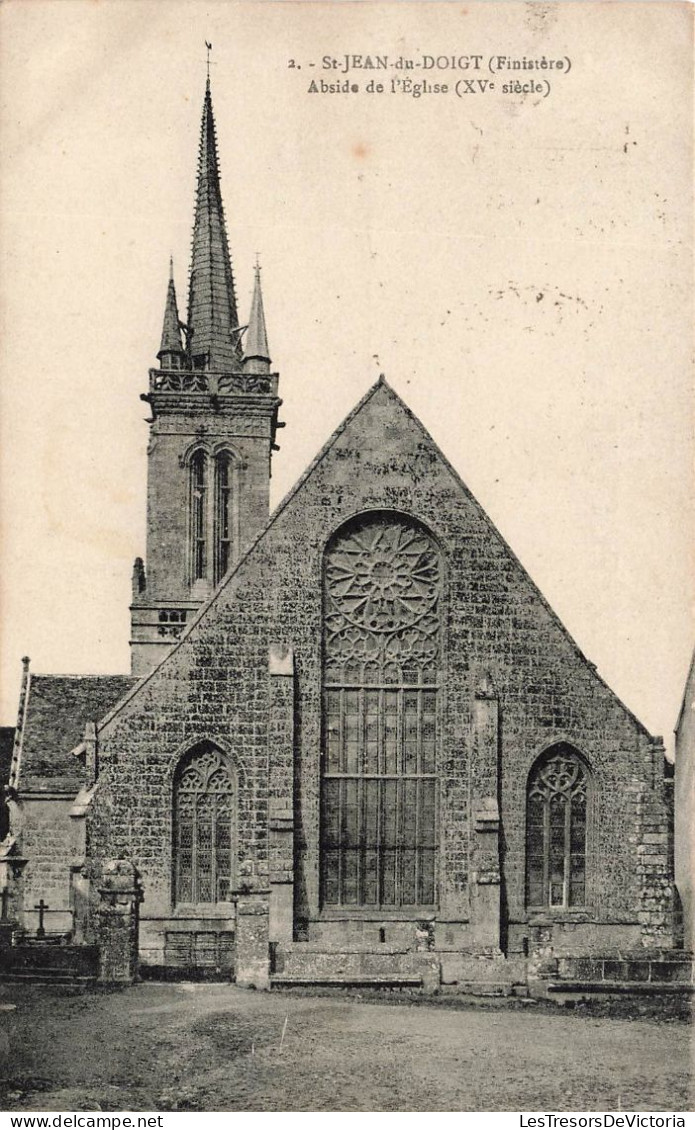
188;449;236;586
190;451;207;581
526;745;588;909
321;513;442;908
174;743;235;905
214;452;233;582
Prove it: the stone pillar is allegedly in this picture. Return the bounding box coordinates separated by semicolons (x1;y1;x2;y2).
70;866;92;945
95;860;142;984
69;784;96;943
0;830;26;944
236;894;270;989
634;756;675;949
83;722;98;785
469;673;502;951
268;644;295;946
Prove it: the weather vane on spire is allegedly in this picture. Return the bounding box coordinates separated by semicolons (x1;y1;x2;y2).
205;41;213;80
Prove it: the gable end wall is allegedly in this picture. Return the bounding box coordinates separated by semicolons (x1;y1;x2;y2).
91;385;671;959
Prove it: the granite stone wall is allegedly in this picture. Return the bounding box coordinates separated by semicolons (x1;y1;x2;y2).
20;796;75;936
88;382;674;978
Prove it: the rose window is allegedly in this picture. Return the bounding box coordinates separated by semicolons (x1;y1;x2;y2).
324;518;441;678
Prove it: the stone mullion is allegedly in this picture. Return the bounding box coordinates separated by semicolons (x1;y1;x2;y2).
542;798;549;907
191;797;198;904
563;795;571;908
415;776;421;905
397;687;405;905
358;686;366;906
380;687;386;901
338;688;345;902
210;794;216;903
206;455;215;584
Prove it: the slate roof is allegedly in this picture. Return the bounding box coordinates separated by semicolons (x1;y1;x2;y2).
187;78;242;371
18;675;137;793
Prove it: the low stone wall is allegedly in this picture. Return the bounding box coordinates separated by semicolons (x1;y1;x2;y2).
139;913;236;970
440;952;526;989
523;920;644;957
0;943;98;981
556;951;693;985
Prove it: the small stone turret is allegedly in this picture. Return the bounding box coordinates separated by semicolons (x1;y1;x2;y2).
244;263;271;376
157;259;186;370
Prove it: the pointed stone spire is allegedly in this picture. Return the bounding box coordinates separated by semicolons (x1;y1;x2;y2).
244;261;271;375
157;258;185;368
187;78;242;372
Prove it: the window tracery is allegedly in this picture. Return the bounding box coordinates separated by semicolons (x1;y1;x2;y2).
526;747;588;909
321;515;441;908
173;744;234;905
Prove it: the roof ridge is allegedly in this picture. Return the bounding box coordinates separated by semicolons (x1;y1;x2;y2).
374;384;654;740
93;376;652;742
30;672;135;680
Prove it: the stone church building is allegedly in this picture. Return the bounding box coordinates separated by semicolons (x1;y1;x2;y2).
1;80;680;990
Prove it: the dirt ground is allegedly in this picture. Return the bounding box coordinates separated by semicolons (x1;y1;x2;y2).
0;982;691;1113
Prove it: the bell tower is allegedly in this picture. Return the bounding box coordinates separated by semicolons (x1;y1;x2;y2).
130;79;282;676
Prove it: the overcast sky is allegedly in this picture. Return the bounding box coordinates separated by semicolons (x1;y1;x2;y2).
0;1;692;753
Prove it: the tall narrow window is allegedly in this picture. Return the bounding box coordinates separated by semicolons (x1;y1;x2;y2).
526;746;588;909
321;514;441;908
174;743;234;905
215;453;233;582
190;451;207;581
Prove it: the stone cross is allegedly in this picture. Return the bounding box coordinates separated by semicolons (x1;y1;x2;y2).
35;898;48;938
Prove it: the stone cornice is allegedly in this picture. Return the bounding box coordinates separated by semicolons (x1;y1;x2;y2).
148;368;279;397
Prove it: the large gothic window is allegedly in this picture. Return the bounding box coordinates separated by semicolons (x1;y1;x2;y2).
173;743;235;905
526;746;588;909
321;514;441;908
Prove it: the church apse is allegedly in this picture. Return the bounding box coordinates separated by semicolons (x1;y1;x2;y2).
4;73;682;994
